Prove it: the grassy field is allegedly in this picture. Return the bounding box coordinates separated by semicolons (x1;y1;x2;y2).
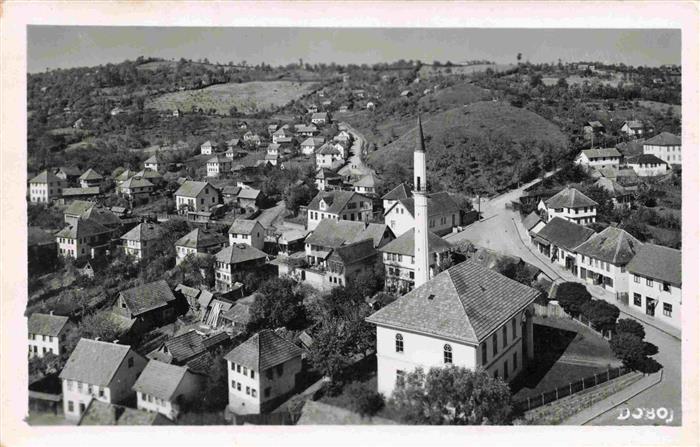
639;100;681;118
418;63;516;78
542;74;632;87
146;80;319;115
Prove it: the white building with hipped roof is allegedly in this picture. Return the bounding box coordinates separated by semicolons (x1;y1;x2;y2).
133;360;202;420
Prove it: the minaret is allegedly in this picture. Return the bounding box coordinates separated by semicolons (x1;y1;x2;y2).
413;115;430;288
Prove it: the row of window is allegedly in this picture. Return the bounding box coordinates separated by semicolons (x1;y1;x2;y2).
633;275;672;292
231;380;259;398
481;318;518;366
329;275;344;285
140;392;167;406
29;334;57;342
66;380;106;397
632;293;673;317
582;255;612;272
29;345;56;355
67;400;86;414
230;362;255;379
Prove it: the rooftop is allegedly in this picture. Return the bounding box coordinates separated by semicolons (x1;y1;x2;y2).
78;400;173;425
627;154;667;165
28;313;70;337
379;228;452;256
224;329;302;371
381;183;411;201
297;400;397;425
79;168;103;181
59;339;137;386
118;280;176;316
644;132;681;146
308;190;367;215
132;360;192;401
228;219;262;235
305;219;392;249
174;228;227;250
544;187;598;209
56;218;111;239
536;217;596;251
581;148;621;158
215;243;268;265
29;169;61;184
390;191;461;218
120;222;163;242
174;180;216;198
626;243;681;286
574;226;641;265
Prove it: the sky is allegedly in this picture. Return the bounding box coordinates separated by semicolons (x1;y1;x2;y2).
27;27;681;73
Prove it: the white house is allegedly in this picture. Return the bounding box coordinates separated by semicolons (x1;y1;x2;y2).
626;154;669;177
174;181;220;214
120;222;164;261
383;191;461;237
643;132;681;165
306;190;373;231
620;120;647;137
116;177;154;199
353;173;381;196
533;217;596;276
627;244;682;330
214;244;268;292
301;137;325;156
314;168;342;191
59;339;147;422
272;128;294;144
29;170;65;203
56;218;112;260
381;183;411;213
311;112;329;125
174;228;228;265
315;143;344;170
144;155;161;172
78;169;104;190
228;219;266;250
133;360;202;421
537;187;597;224
200;141;217;155
207;155;232;177
574;148;622;170
28;312;70;358
225;330;303;415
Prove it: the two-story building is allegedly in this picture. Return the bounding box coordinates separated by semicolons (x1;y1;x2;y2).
311;112;330;125
28;312;71;358
295;124;319;138
54;166;82;185
78;168;104;190
626;154;669;177
143;155;161;172
56;218;112;259
626;244;682;330
225;329;303;415
174;228;228;265
574;148;622;171
120;222;163;261
315;143;344;170
537;187;598;224
381;183;411;213
352;173;380;196
384;191;461;237
207;156;233;177
174;181;220;214
306;190;373;231
29;170;66;203
215;244;269;292
595;177;634;209
113;280;178;333
366;260;539;397
116;177;154;199
228;219;265;250
642;132;681;165
133;169;163;187
314;168;343;191
301;137;326;156
200;140;218;155
59;339;147;422
133;360;202;421
304;219;393;266
533;217;595;276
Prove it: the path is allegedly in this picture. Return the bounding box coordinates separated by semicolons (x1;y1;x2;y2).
337;121;374;178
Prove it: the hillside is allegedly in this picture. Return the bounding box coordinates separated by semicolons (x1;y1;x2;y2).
367;101;569;195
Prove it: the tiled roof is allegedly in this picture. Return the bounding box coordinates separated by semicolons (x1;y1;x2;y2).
174;228;227;249
574;226;641;265
379;228;451;256
626;243;681;286
222;185;242;196
307;190;366;214
144;155;160;164
544;187;598;209
221;301;251;325
311;112;328;120
317;143;340;155
163;330;229;363
174;180;215;198
644;132;680;146
581;148;621;158
237;188;260;200
56;218;111;239
134;170;162;180
208;155;230;164
381;183;411;201
305;219;390;249
297;400;397;425
627;154;667;165
228;219;261;235
393;191;460;218
29;170;61;184
115;169;136;182
224;329;302;371
79;168;103;181
65;200;95;216
119;280;176;316
120;222;163;242
315;168;341;179
28;313;69;336
537;217;596;251
59;339;136;386
366;260;540;344
215;244;268;265
353;173;380;188
595;177;629;197
301;137;325;147
330;239;377;265
132;360;191;401
120;177;153;189
624;120;644;129
522;211;543;231
56;166;82;176
174;284;201;302
78;400;173;425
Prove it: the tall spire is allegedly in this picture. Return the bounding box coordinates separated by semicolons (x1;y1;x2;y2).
416;114;426;153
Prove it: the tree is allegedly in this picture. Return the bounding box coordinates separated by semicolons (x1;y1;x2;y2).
555;282;592;318
579;299;620;333
79;309;127;342
283;183;317;215
247;277;305;331
389;366;512;425
347;381;385;417
615;318;645;339
609;332;647;369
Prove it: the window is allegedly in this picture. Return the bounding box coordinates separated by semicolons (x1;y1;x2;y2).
646;278;653;287
663;303;672;317
512;318;517;339
67;380;74;391
237;383;241;391
633;275;640;283
264;387;271;398
502;326;508;348
504;360;509;380
128;357;134;368
251;389;257;398
443;344;452;364
246;386;250;395
276;364;284;376
68;401;74;412
251;370;255;379
662;282;671;292
492;333;498;356
243;367;248;376
396;370;405;387
231;380;236;389
633;293;642;306
395;334;404;353
513;352;518;371
231;362;236;371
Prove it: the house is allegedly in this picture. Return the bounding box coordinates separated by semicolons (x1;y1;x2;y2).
174;181;220;214
174;228;228;265
143;155;161;172
133;360;202;420
59;339;147;421
78;399;173;425
384;191;462;237
147;330;229;370
29;170;65;203
583;121;605;135
114;169;136;186
221;299;253;334
54;166;82;185
366;260;539;396
642;132;681;165
28;312;71;358
306;190;373;230
267;124;279;137
228;219;266;250
574;226;642;295
58;187;101;203
595;177;633;209
214;244;269;292
28;227;58;274
73;118;84;129
207;155;233;177
380;229;452;294
381;183;411;212
322;239;379;288
244;131;262;145
295;124;319;138
172;109;181;118
626;154;668;177
273;229;308;256
522;211;545;239
113;280;178;331
626;244;682;330
311;112;330;125
352;173;381;196
227;138;243;151
116;177;154;199
333;130;352;144
224;329;303;415
236;188;262;209
63;200;122;231
301;137;325;155
620;120;648;137
338;105;349;113
56;218;112;259
315;143;344;170
533;217;596;275
120;222;164;260
133;169;164;187
537;187;597;224
305;219;394;265
314;168;343;191
78;169;104;190
574;148;622;170
272;128;294;144
200;140;218;155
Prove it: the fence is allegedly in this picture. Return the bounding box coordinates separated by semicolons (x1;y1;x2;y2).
533;302;567;319
512;366;628;414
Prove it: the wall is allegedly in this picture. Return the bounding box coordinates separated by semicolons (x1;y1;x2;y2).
28;330;64;358
108;352;148;405
628;274;681;329
62;379;112;421
630;163;668;177
384;203;457;237
643;144;681;165
577;254;629;295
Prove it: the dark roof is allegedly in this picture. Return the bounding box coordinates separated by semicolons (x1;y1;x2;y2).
119;177;153;189
329;239;377;265
132;360;192;401
163;330;229;363
224;329;302;371
29;170;61;184
644;132;681;146
381;183;411;201
228;219;262;235
78;400;173;426
56;166;82;176
305;219;390;249
79;168;103;181
379;228;451;256
626;243;681;286
174;180;215;198
392;191;460;218
64;200;95;216
544;187;598;209
307;190;368;214
56;218;111;239
537;217;596;251
215;243;268;264
222;185;242;196
174;228;227;249
59;339;136;386
522;211;543;231
221;302;251;325
28;227;56;247
581;148;621;158
366;260;540;344
353;173;380;188
574;226;642;265
120;222;163;242
28;313;69;336
627;154;667;165
237;188;260;200
119;280;176;316
315;168;341;180
144;155;160;164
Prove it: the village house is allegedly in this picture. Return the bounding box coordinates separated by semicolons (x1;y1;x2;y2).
314;168;343;191
304;219;394;266
642;132;681;165
147;330;229;371
574;148;622;171
306;190;374;230
174;228;228;265
54;166;82;185
243;131;262;146
236;188;262;209
626;244;682;330
59;187;101;203
620;120;649;138
29;170;66;203
521;211;546;241
595;177;634;209
174;181;220;214
626;154;669;177
267;124;279;137
301;137;325;155
575;226;642;296
120;222;164;261
225;329;303;415
366;260;539;396
315;143;344;170
532;217;596;276
114;169;136;186
78;168;104;190
78;399;173;426
63;201;122;233
381;183;411;212
113;280;178;332
116;177;154;200
207;155;233;177
221;299;253;334
228;219;266;250
384;191;462;237
56;218;112;259
294;124;319;138
143;155;161;172
583;120;605;136
214;244;269;292
227;138;243;151
380;229;453;294
537;187;598;224
311;112;330;125
352;172;381;196
133;360;202;421
172;109;181;118
333;130;352;144
28;312;71;358
272;128;294;144
59;339;147;422
133;169;164;187
200;140;218;155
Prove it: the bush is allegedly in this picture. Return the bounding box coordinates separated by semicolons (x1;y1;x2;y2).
609;332;646;369
555;282;591;318
615;318;645;339
346;381;385;417
579;299;620;333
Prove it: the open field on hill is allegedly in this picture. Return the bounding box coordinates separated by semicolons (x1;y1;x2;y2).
146;80;319;115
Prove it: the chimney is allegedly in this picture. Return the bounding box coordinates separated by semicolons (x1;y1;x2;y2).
49;310;54;315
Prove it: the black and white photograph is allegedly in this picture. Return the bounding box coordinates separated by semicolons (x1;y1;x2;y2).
1;2;698;446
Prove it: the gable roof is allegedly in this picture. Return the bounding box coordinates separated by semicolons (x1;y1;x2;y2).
381;183;411;201
392;191;460;218
120;222;163;242
366;260;540;344
134;169;163;180
115;169;136;182
627;154;667;165
28;313;70;336
311;112;328;120
228;219;262;235
537;217;596;251
119;280;176;316
224;329;302;371
574;226;641;265
64;200;96;217
644;132;681;146
626;243;681;286
174;181;215;198
623;120;644;129
301;137;325;147
207;155;230;164
581;148;621;159
215;243;268;265
160;330;229;363
29;170;61;184
174;228;227;249
237;188;261;200
56;166;82;176
56;218;111;239
307;190;366;214
79;168;103;181
62;187;101;197
315;168;341;180
317;143;340;155
522;211;543;231
329;238;377;265
59;339;136;386
144;155;160;164
119;177;154;189
544;187;598;209
132;360;192;401
379;228;451;256
353;173;380;188
221;301;251;326
305;219;390;249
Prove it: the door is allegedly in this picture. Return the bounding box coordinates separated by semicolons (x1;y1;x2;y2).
646;297;656;317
